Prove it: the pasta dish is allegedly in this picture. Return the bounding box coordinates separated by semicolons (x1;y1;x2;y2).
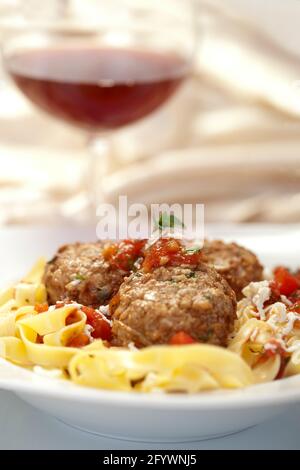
0;237;299;393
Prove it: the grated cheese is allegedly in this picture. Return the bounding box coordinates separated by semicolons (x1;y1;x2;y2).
242;280;271;320
280;295;293;307
84;324;94;342
99;305;110;316
282;312;300;336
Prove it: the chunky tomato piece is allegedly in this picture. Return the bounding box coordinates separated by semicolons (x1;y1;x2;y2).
34;303;49;313
66;309;80;325
275;358;288;380
263;339;287;359
169;331;197;345
68;333;90;348
103;239;146;272
36;334;44;344
253;340;288;375
81;306;111;341
273;267;299;296
55;301;66;309
143;238;201;273
292;303;300;314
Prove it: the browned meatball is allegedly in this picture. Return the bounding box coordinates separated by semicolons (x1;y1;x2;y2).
111;264;236;348
43;242;125;307
201;240;263;300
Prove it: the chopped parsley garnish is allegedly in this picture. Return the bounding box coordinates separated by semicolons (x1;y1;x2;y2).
185;246;201;254
198;329;213;342
153;212;186;232
186;271;196;278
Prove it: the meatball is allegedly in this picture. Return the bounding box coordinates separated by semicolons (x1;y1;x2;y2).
201;240;263;300
111;264;236;348
43;242;125;307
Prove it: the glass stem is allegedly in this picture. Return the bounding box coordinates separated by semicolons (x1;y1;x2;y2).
87;134;111;218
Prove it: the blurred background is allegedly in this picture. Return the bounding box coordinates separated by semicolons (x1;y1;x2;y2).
0;0;300;226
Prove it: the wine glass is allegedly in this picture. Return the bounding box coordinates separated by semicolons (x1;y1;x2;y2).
1;0;197;215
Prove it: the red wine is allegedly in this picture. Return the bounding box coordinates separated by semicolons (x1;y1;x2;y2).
7;48;188;130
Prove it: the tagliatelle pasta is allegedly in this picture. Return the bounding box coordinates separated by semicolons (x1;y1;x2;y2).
229;318;282;382
69;344;255;392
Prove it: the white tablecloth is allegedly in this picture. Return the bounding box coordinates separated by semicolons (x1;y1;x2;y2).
1;1;300;225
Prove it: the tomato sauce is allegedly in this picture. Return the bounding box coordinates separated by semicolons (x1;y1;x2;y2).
81;306;112;341
263;339;288;360
169;331;197;345
68;333;90;348
34;303;49;313
142;238;201;273
270;267;300;314
272;266;299;297
103;239;146;272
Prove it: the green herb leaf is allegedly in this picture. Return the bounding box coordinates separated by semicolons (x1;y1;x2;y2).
75;273;86;281
185;246;201;254
153;212;186;231
186;271;196;278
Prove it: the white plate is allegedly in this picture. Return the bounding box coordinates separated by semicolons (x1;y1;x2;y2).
0;224;300;443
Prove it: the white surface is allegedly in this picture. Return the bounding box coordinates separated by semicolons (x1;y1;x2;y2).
0;225;300;447
1;390;300;450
